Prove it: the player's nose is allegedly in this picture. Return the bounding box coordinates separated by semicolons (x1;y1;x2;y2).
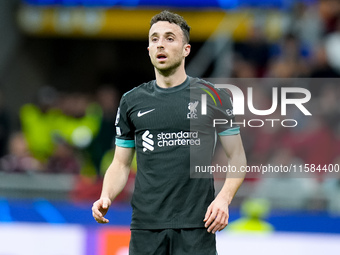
156;38;165;49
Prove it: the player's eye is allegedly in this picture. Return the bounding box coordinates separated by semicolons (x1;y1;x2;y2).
151;37;158;42
167;37;174;42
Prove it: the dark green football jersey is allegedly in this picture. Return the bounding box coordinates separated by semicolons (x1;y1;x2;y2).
115;76;239;229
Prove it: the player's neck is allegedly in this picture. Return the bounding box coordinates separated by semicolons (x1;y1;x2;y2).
155;66;187;89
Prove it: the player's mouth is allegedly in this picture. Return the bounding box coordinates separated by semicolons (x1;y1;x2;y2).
157;53;167;61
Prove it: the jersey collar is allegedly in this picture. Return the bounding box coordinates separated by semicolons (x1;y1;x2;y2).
154;76;190;93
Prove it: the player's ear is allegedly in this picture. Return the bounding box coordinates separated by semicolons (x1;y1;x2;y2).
183;44;191;57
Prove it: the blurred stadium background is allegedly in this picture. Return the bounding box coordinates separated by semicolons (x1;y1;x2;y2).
0;0;340;254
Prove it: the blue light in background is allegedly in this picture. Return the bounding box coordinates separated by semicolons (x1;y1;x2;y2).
217;0;239;9
21;0;313;9
33;199;66;224
0;198;12;222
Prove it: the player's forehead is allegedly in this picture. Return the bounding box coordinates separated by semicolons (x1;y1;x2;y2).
149;21;183;38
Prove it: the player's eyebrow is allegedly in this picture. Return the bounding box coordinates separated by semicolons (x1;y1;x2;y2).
149;32;158;38
164;31;176;37
149;31;177;38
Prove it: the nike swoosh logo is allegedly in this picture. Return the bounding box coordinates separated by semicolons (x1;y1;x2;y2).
137;109;155;117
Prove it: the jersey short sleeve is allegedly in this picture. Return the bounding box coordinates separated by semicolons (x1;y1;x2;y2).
213;87;240;136
115;95;135;148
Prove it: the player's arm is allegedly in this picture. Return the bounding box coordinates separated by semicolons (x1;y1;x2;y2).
92;145;135;223
204;134;247;233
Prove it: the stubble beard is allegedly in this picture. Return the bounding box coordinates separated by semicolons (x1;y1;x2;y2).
153;58;183;77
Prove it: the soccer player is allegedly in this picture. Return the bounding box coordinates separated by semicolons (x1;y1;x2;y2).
92;10;247;254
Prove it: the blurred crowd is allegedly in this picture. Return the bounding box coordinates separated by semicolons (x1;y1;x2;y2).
0;86;120;175
0;0;340;206
231;1;340;79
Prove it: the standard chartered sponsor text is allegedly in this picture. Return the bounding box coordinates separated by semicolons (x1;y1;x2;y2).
157;131;200;147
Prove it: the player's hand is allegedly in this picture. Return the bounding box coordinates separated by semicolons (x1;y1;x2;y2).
203;194;229;234
92;197;111;224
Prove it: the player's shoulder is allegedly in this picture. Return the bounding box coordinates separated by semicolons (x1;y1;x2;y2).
121;80;154;100
189;77;231;97
189;77;212;88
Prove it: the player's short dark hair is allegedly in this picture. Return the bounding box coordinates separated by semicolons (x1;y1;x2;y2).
150;10;190;43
